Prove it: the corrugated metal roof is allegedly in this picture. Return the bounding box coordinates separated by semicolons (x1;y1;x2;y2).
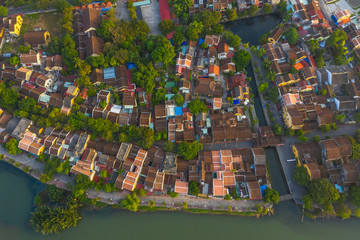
103;67;115;80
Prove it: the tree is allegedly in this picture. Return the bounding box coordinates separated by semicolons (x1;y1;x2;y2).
97;20;115;42
185;21;203;41
307;39;319;55
295;129;304;136
258;82;268;93
264;188;279;204
159;19;175;35
248;5;259;16
262;3;272;14
327;29;348;65
233;49;251;71
320;124;331;133
212;24;223;35
268;87;279;103
31;205;81;235
122;192;140;212
172;0;192;20
6;138;22;155
151;35;176;67
323;203;334;215
132;63;158;93
0;6;8;17
319;89;327;96
171;94;185;107
294;166;310;186
302;194;312;210
225;9;237;21
355;112;360;122
99;170;109;178
33;194;43;207
309;179;340;205
272;124;283;136
223;30;241;49
187;98;208;115
163;141;176;152
285;128;294;136
349;186;360;206
177;141;203;160
298;136;309;143
336;204;351;219
284;28;299;45
10;56;20;66
188;181;200;196
313;135;321;142
148;200;155;208
46;185;64;203
153;88;167;104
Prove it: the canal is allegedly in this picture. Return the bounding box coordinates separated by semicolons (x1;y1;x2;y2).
228;14;289;196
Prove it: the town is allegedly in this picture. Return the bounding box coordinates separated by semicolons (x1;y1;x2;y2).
1;0;360;235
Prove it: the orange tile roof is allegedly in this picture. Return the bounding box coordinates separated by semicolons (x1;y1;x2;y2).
223;171;236;187
213;178;225;196
209;65;220;76
174;180;188;195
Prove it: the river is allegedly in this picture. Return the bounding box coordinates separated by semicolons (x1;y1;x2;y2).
1;14;360;240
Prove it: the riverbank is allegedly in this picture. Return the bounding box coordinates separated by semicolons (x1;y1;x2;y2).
0;154;270;214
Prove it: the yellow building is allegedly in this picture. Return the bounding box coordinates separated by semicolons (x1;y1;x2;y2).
283;108;304;130
8;15;23;37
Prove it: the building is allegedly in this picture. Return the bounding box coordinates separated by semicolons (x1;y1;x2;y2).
24;30;51;48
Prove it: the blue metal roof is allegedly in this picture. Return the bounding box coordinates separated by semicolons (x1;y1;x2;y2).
103;67;115;80
175;107;183;116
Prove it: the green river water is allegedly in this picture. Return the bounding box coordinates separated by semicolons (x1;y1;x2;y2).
1;14;360;240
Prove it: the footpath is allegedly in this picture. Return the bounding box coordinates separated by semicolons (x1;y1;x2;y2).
0;146;269;213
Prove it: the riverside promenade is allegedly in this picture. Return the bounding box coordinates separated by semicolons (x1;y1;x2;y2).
0;146;269;213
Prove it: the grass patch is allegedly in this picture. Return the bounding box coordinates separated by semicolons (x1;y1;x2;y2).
21;12;64;40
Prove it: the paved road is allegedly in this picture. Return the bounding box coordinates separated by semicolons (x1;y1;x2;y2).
140;1;161;35
203;141;254;150
115;0;131;21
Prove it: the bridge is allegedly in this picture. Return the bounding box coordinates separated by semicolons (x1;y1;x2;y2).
279;194;293;202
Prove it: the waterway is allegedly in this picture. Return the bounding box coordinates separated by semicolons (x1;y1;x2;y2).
1;14;359;240
2;160;360;240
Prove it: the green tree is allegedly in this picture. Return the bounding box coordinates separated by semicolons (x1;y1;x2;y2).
233;49;251;71
33;194;43;207
6;138;22;155
355;112;360;122
0;6;8;17
302;194;313;210
294;166;310;186
284;28;299;45
223;30;241;49
336;204;351;219
272;124;283;136
313;135;321;142
163;141;176;152
187;98;208;115
319;89;327;96
46;185;64;203
172;0;192;20
188;181;200;196
262;3;272;14
326;29;348;65
177;141;203;160
171;94;185;107
309;179;340;205
248;5;259;16
185;21;203;41
122;192;140;212
268;87;279;103
295;129;304;136
258;82;268;93
173;26;185;46
159;19;175;35
307;39;319;55
225;9;237;21
30;205;81;235
97;20;115;42
10;56;20;66
212;24;223;35
323;203;334;215
99;170;109;178
151;35;176;67
349;186;360;206
320;124;331;133
285;128;294;136
264;188;279;204
148;200;155;208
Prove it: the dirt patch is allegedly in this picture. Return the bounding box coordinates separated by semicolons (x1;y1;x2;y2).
21;12;64;39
